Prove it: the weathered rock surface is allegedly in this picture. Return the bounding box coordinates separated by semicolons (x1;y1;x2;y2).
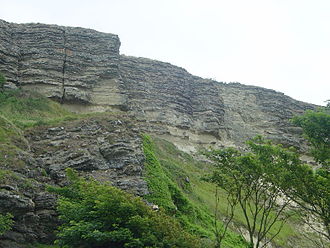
0;115;147;247
119;56;314;152
0;19;315;150
219;83;313;149
120;56;225;138
25;116;147;195
0;19;317;247
0;19;124;109
0;177;58;247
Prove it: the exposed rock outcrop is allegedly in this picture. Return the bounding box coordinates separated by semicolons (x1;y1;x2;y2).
0;115;147;246
25;116;147;195
119;56;314;151
220;83;313;148
0;19;315;151
0;19;124;109
120;56;225;139
0;19;317;247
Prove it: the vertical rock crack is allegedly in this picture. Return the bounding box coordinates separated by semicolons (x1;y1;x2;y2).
61;28;67;103
12;27;21;87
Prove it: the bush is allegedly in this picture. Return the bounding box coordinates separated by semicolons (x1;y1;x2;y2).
0;213;13;235
292;109;330;168
48;169;201;248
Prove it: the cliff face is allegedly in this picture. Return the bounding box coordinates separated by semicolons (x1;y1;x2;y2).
0;20;316;247
0;115;147;248
119;56;314;152
0;20;123;107
0;19;226;140
0;19;314;150
119;56;225;144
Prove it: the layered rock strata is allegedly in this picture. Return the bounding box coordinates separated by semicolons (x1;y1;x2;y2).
0;19;124;109
0;19;317;247
0;115;147;247
0;19;315;150
25;116;147;195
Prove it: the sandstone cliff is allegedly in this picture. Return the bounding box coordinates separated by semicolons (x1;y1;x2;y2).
0;19;314;150
0;19;317;247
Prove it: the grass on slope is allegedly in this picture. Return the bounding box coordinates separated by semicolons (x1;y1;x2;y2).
0;89;317;247
0;89;76;129
144;135;318;248
0;89;77;171
143;134;247;248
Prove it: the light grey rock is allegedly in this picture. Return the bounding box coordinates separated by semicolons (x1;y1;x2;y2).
0;19;124;107
0;19;318;247
25;117;147;194
0;191;34;214
0;19;316;150
119;56;315;150
119;56;225;136
219;83;314;149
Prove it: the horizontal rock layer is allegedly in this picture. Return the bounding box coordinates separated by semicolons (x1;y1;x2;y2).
120;55;225;136
119;56;313;151
0;19;315;149
0;19;122;106
0;19;317;247
0;116;147;247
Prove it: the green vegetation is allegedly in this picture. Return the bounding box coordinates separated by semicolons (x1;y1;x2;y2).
292;108;330;168
0;168;37;191
0;84;327;247
0;89;76;173
0;88;114;171
290;108;330;242
48;168;200;248
143;135;247;247
285;162;330;243
28;244;59;248
0;87;78;240
0;162;12;236
0;89;75;129
204;136;302;248
0;213;13;235
145;135;322;247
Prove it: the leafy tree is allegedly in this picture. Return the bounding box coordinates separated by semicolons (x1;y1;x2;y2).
290;166;330;242
204;136;300;248
291;108;330;242
48;168;201;248
211;186;237;248
0;213;13;235
292;108;330;168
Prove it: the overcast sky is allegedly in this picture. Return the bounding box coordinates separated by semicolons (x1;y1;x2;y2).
1;0;329;105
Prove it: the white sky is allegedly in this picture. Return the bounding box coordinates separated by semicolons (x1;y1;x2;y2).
1;0;329;105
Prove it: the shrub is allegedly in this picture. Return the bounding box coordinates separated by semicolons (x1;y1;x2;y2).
0;213;13;235
48;169;201;248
